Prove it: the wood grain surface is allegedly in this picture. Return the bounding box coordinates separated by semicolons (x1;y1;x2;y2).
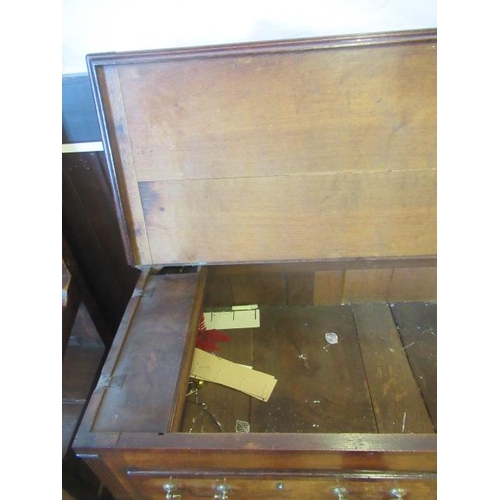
352;303;435;433
390;302;437;429
249;306;377;433
140;169;436;264
92;271;205;433
92;36;436;266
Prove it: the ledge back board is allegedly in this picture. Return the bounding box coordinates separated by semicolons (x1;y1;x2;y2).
87;29;437;267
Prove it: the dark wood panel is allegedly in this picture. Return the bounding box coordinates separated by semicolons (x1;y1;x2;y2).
203;270;233;308
287;272;314;305
63;451;115;500
69;302;104;347
62;345;104;401
390;302;437;429
181;329;253;433
313;270;343;305
63;402;86;458
92;272;205;433
231;272;287;306
353;303;435;433
62;151;140;344
388;267;437;301
250;306;377;433
114;432;436;471
203;263;438;306
62;264;80;356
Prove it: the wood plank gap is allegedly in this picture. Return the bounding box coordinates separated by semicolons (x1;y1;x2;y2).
340;269;346;304
387;306;429;417
388;302;437;430
137;167;437;184
352;303;435;433
387;267;396;300
350;305;379;433
105;67;152;264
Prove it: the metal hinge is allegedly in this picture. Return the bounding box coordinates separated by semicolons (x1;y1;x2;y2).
95;373;126;392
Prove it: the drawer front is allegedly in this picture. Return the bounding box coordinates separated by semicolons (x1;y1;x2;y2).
127;474;436;499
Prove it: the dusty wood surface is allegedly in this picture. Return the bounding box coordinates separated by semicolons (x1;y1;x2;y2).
390;302;437;429
353;303;435;433
250;306;376;433
180;302;437;435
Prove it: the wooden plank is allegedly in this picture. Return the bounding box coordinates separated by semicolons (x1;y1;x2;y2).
62;345;104;401
117;432;436;471
97;66;152;265
69;302;104;347
388;266;437;301
93;34;435;267
63;402;86;457
231;273;287;306
207;257;437;275
390;302;437;429
92;271;205;433
313;270;343;305
250;306;377;433
140;169;436;265
117;42;435;182
343;268;393;303
62;152;141;342
353;303;435;433
203;270;233;308
181;329;253;433
287;272;314;305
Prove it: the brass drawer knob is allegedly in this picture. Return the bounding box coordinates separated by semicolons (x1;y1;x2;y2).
214;483;232;499
162;482;182;499
389;488;407;499
332;487;349;498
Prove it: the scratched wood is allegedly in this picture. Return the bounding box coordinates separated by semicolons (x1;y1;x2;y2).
390;302;437;430
250;306;377;433
353;303;435;433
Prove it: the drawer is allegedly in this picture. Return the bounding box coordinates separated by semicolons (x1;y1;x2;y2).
127;473;437;500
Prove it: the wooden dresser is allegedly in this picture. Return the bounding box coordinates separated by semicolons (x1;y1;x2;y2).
73;29;437;499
